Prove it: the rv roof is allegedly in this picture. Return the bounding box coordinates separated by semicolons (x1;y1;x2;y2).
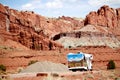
67;53;84;62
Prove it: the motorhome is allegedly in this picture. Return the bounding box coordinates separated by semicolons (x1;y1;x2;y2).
67;52;93;71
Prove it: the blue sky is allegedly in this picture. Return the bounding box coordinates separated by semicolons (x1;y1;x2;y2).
0;0;120;18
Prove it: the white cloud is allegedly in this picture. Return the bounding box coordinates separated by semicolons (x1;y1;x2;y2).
22;3;33;9
21;0;43;10
61;0;79;3
63;0;78;2
20;0;120;17
46;0;63;9
21;0;64;10
88;0;120;7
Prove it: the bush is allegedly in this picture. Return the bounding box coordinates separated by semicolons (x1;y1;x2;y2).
68;46;72;48
107;60;116;70
17;67;23;73
0;64;6;71
28;60;38;66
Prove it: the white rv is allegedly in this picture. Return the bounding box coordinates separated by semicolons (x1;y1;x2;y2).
67;52;93;71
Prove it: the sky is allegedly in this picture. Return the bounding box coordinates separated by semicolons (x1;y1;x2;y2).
0;0;120;18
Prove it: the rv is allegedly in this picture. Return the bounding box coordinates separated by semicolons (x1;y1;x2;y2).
67;52;93;71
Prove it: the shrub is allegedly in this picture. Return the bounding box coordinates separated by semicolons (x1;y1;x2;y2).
17;67;23;73
107;60;116;69
0;64;6;71
68;46;72;48
28;60;38;66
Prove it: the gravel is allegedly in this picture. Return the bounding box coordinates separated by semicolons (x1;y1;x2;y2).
21;61;69;73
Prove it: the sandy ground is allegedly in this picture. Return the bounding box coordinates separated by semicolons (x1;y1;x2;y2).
1;69;120;80
1;46;120;71
0;46;120;80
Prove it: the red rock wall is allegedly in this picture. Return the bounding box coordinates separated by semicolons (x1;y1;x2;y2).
117;8;120;28
0;4;63;50
0;3;120;50
0;4;84;50
85;5;120;28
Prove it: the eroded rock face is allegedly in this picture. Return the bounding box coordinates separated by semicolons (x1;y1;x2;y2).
0;3;120;50
0;4;64;50
85;5;120;28
117;8;120;27
0;3;84;50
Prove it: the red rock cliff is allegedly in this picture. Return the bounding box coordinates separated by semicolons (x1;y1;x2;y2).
0;4;84;50
85;5;120;29
0;4;64;50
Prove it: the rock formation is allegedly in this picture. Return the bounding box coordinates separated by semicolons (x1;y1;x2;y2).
85;5;120;29
0;3;120;50
0;4;85;50
53;5;120;48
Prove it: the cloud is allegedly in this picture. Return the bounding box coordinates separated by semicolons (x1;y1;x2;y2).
22;0;64;10
88;0;120;7
62;0;79;3
22;3;33;9
21;0;43;10
46;0;63;9
20;0;120;17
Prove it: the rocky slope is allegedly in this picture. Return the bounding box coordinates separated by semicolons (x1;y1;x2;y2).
85;5;120;37
57;35;120;48
0;4;84;50
54;5;120;48
0;3;120;50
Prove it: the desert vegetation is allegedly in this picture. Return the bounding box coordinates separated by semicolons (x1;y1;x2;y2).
28;60;38;66
107;60;116;70
0;64;6;72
